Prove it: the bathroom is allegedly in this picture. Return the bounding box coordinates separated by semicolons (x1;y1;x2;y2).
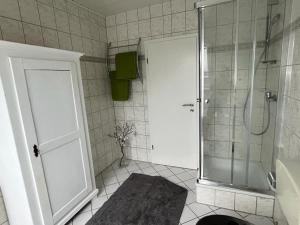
0;0;299;224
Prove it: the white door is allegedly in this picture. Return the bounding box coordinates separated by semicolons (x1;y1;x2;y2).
10;58;92;224
146;35;198;169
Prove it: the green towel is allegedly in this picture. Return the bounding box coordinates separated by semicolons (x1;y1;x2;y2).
110;71;130;101
115;51;138;80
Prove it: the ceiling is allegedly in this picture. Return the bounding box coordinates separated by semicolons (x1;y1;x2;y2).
73;0;164;16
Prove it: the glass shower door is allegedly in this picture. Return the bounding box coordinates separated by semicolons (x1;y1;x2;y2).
200;1;237;185
199;0;275;192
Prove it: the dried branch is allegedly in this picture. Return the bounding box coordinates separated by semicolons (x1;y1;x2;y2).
108;122;135;167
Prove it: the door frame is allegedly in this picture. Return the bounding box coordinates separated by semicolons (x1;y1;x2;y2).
144;33;199;169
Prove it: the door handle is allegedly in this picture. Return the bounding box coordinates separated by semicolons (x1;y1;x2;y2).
204;99;210;104
182;104;194;107
33;144;40;157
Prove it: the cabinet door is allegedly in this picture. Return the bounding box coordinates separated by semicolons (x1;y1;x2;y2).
10;58;92;224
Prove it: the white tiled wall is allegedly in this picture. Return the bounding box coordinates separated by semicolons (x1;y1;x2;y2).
0;0;118;223
0;0;118;174
107;0;269;163
106;0;199;162
196;184;275;217
275;0;300;163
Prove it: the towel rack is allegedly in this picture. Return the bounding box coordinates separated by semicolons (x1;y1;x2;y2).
106;37;143;83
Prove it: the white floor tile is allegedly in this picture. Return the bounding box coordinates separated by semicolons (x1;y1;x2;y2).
95;177;104;189
169;167;186;174
116;172;130;182
114;167;129;175
184;180;196;191
112;161;121;169
143;171;159;176
167;175;182;183
176;172;194;182
190;171;198;177
209;206;219;211
152;164;168;171
182;218;199;225
180;206;197;224
198;211;216;219
92;195;108;210
102;170;115;178
142;166;156;174
80;203;92;213
92;208;99;215
237;211;249;218
72;211;92;225
102;167;114;174
107;194;112;199
158;169;174;177
126;164;140;172
188;202;212;217
97;187;106;196
178;182;189;190
136;161;151;169
103;175;118;186
186;191;197;205
214;208;243;219
72;160;268;225
105;183;120;194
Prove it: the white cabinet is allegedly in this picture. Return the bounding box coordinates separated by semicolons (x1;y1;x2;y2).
0;41;98;225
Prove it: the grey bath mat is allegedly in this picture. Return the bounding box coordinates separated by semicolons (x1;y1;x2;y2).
86;173;188;225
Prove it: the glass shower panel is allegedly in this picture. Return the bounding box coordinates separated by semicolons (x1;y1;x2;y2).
199;0;283;193
202;1;237;185
247;0;284;191
231;0;256;188
261;0;285;182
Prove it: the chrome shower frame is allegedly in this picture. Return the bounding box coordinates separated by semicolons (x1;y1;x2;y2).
196;0;274;194
196;0;242;186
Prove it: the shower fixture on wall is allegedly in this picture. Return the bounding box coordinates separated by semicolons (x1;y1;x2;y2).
262;13;281;64
265;91;278;102
243;1;280;136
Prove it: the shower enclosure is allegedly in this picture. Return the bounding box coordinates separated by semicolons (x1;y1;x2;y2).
196;0;285;193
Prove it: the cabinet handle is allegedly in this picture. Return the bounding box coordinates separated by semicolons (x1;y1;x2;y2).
33;144;40;157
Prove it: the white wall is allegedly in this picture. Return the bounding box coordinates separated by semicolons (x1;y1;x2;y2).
107;0;270;163
106;0;199;162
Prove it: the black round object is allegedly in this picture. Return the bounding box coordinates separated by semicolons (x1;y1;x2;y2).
197;215;252;225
